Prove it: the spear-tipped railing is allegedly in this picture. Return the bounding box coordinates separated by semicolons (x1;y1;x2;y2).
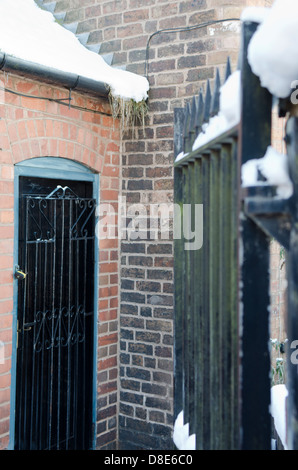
174;22;275;450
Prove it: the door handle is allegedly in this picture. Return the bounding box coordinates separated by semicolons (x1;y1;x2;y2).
17;325;32;333
16;321;32;349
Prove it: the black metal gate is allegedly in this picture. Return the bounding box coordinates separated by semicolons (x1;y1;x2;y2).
15;176;96;450
173;20;289;450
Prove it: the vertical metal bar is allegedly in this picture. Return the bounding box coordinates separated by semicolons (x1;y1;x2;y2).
45;236;51;450
202;153;210;449
73;201;80;448
182;165;190;425
209;148;221;449
57;198;65;449
66;199;72;449
219;143;233;449
82;223;88;446
20;198;29;447
231;137;240;450
285;116;298;450
39;232;48;449
30;235;39;449
238;24;273;167
188;162;195;435
228;137;240;449
240;218;271;449
286;236;298;450
238;21;272;450
173;108;185;425
218;146;225;449
220;145;232;449
48;199;56;450
38;201;43;448
209;149;215;448
194;157;203;449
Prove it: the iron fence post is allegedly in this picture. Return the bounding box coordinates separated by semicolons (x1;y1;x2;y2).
285;117;298;450
238;21;273;450
173;108;186;424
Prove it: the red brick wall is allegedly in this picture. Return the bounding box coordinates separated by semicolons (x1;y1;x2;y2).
0;72;120;449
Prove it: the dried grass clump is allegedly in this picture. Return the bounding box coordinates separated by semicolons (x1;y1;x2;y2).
109;92;148;137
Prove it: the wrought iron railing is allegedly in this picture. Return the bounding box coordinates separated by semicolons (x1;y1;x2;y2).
173;20;296;450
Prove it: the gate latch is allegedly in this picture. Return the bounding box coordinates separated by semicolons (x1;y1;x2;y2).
15;266;27;281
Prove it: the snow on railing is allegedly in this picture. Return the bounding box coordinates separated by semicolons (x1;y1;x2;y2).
241;146;293;199
246;0;298;100
174;56;240;164
271;384;288;450
173;411;196;451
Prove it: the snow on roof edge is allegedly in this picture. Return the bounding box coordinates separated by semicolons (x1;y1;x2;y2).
0;0;149;103
0;51;109;98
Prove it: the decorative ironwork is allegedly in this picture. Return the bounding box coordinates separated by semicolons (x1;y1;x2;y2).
46;185;79;199
33;305;87;352
27;197;55;241
15;180;96;450
25;188;96;242
71;199;96;239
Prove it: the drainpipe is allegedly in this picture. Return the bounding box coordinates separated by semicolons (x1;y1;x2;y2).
0;52;109;98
